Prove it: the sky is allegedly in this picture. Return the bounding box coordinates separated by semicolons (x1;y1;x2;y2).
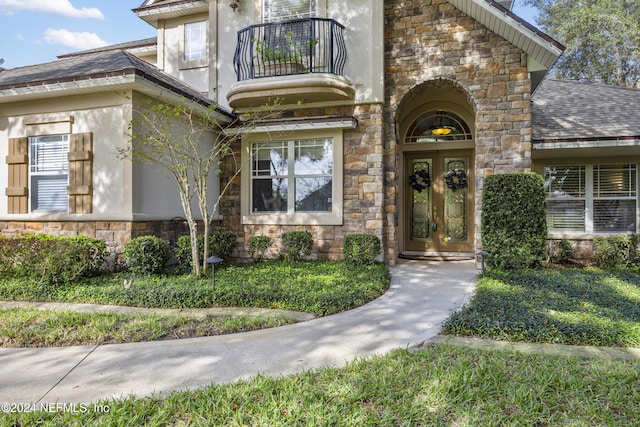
0;0;540;70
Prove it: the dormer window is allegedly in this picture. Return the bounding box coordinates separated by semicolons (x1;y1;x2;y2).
184;21;207;62
264;0;317;23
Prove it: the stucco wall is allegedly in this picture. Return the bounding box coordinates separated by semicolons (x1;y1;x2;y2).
0;92;134;220
0;90;207;222
214;0;384;110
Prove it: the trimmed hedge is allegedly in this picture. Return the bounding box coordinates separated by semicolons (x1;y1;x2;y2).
0;234;108;285
481;173;547;270
176;231;238;269
123;236;170;276
594;234;640;268
343;234;381;265
248;235;271;262
280;231;313;261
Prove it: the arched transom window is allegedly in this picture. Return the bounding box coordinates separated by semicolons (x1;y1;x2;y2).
405;111;472;143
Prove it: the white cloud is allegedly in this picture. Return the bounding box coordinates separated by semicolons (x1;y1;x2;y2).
44;28;108;50
0;0;104;19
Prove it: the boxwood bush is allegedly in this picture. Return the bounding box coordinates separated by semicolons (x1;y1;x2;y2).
248;235;271;262
176;230;238;269
594;234;640;268
0;234;108;284
481;173;547;270
123;235;170;276
343;234;382;265
280;231;313;261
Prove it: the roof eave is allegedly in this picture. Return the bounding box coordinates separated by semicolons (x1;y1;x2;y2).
0;71;234;122
133;0;209;28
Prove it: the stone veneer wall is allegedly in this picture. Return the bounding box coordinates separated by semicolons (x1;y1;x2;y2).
215;103;386;262
0;220;190;254
383;0;534;258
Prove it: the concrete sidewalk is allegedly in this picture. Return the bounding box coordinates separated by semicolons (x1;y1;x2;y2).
0;260;477;404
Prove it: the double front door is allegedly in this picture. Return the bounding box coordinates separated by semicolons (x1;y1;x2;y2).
404;150;473;253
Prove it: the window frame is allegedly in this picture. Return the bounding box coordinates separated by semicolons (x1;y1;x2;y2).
262;0;323;23
28;134;69;213
241;129;343;225
179;19;208;69
543;163;638;235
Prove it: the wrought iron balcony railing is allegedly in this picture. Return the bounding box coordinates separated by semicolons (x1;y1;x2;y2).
234;18;347;81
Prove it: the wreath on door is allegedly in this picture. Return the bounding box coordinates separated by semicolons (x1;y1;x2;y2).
445;169;467;191
409;170;431;192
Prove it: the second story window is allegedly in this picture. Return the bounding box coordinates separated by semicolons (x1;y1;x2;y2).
184;21;207;62
264;0;317;23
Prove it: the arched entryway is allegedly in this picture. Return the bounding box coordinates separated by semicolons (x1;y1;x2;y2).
397;81;476;258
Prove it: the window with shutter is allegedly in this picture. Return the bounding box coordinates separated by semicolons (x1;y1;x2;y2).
544;164;637;234
67;132;93;214
264;0;317;22
5;137;29;214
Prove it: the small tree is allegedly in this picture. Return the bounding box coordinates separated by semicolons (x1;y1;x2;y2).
119;96;271;277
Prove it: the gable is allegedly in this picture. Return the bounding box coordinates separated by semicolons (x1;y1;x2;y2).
448;0;564;89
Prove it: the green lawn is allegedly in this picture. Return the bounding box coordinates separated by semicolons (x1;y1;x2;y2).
4;266;640;425
443;267;640;347
0;260;389;347
0;308;293;347
4;345;639;426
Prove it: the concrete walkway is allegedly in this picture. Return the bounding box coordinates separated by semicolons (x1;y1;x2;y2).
0;260;477;404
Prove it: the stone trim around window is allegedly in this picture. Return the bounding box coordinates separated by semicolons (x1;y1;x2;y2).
241;128;343;226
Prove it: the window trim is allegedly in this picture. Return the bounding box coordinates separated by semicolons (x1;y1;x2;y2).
241;128;343;225
261;0;325;23
543;162;638;236
28;134;69;213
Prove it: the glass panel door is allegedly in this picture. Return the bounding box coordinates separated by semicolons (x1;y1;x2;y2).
409;158;433;242
404;151;473;254
443;157;470;246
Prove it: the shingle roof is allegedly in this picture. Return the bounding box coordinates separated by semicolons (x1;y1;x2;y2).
531;79;640;142
0;50;233;118
57;38;157;59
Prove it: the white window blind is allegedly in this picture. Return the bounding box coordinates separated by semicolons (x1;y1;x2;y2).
544;164;637;234
544;165;586;232
264;0;317;22
29;135;68;212
593;164;636;232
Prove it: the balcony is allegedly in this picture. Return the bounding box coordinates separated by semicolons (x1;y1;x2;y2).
227;18;355;109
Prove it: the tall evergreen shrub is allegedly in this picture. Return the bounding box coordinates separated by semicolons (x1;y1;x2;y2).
481;173;547;270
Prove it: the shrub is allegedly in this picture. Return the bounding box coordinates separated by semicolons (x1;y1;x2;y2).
248;235;271;262
210;230;237;260
594;234;640;269
548;239;576;264
123;235;169;276
343;234;382;265
0;234;108;284
280;231;313;261
481;173;547;270
176;230;238;270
